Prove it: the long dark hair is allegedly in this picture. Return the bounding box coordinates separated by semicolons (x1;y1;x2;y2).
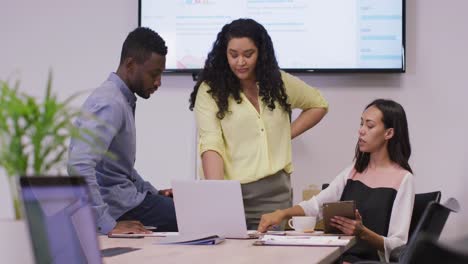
354;99;413;173
188;18;291;119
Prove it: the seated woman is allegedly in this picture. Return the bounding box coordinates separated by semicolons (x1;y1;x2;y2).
257;99;415;263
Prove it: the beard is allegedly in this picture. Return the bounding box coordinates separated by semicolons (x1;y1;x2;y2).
131;77;151;99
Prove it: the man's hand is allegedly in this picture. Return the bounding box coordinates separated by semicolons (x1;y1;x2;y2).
330;209;364;236
108;220;152;235
257;210;286;233
158;188;173;197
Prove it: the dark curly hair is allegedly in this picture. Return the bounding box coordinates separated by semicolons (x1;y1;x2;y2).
354;99;413;174
189;18;291;119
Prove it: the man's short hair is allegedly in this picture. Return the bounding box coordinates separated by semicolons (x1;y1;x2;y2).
119;27;167;65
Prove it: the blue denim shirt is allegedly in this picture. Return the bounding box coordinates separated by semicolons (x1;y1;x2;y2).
67;73;158;234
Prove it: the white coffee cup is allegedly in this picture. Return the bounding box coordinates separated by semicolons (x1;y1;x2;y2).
288;216;316;232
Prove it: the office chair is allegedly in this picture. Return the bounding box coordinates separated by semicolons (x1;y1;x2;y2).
408;191;441;239
392;198;460;261
355;198;460;264
359;231;468;264
402;233;468;264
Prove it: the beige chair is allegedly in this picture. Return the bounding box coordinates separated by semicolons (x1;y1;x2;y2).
299;184;325;231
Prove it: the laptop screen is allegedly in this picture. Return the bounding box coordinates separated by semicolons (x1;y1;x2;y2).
172;180;252;239
20;177;102;264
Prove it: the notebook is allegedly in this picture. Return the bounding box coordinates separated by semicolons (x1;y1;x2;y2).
254;235;351;246
169;180;259;239
157;234;225;245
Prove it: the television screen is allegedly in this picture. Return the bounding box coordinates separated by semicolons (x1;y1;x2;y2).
139;0;405;73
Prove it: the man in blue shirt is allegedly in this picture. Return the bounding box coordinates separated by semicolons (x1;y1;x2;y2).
68;27;177;235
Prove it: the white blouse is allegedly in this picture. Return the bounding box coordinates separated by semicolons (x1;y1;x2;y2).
298;165;415;262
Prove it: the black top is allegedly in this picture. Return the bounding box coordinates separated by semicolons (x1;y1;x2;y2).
340;179;397;262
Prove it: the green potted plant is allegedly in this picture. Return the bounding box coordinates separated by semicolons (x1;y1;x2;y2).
0;72;96;219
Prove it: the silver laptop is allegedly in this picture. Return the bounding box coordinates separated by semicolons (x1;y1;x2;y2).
172;180;258;239
19;176;103;264
19;176;139;264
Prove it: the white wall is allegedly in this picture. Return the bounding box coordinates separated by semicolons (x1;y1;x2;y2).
0;0;197;187
1;0;467;240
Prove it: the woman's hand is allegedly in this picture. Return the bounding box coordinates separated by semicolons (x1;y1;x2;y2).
257;210;286;233
330;209;364;236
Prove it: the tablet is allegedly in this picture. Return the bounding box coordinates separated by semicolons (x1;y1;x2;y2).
322;200;356;234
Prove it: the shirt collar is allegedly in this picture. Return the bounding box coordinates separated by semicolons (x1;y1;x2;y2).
108;73;137;109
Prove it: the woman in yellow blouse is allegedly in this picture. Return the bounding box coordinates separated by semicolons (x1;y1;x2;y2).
189;18;329;229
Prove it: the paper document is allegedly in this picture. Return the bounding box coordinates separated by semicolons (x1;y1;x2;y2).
254;235;350;246
108;232;179;238
265;231;335;236
145;232;179;237
156;234;225;245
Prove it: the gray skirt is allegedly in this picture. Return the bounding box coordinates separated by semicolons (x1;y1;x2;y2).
241;170;292;230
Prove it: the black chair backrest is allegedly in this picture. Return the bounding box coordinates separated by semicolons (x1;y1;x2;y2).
408;191;441;238
409;200;454;244
404;233;468;264
399;198;460;263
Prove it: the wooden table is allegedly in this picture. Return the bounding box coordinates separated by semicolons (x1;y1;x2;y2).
100;236;355;264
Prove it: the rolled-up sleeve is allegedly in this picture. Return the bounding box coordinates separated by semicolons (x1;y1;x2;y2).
281;71;329;111
194;83;226;158
67;100;122;234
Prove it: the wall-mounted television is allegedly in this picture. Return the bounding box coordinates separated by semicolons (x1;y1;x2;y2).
139;0;405;73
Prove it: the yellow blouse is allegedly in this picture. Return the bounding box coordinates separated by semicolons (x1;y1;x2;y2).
194;71;328;184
